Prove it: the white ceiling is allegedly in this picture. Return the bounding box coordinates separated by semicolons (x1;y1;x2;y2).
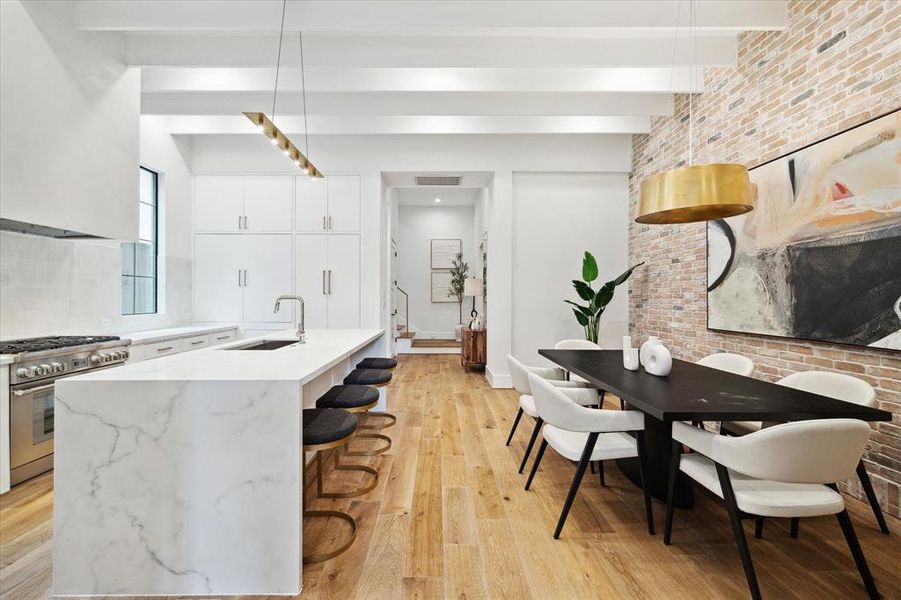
75;0;788;136
396;188;481;207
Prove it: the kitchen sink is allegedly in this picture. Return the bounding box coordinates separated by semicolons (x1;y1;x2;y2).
225;339;298;351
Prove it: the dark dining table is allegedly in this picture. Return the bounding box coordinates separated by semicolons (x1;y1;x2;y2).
539;349;893;508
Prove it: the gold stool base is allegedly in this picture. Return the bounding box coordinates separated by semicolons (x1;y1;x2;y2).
302;509;356;564
361;411;397;431
317;451;379;498
344;432;392;456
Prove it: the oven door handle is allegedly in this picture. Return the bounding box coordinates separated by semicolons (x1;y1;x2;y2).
13;383;55;396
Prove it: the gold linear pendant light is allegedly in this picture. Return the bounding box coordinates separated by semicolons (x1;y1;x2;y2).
244;0;323;179
636;0;751;224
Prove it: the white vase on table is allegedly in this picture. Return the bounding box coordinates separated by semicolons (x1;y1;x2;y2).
639;336;659;366
645;342;673;377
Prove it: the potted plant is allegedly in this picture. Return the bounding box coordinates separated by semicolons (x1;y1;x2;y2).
565;251;644;344
449;252;469;341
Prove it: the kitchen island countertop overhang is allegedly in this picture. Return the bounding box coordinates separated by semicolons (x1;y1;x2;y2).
52;328;386;597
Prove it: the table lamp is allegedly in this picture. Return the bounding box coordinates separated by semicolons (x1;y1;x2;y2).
463;278;484;330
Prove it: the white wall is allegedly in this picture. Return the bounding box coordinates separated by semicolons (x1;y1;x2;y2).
398;205;475;338
0;118;194;338
0;0;139;240
512;172;630;366
190;133;632;384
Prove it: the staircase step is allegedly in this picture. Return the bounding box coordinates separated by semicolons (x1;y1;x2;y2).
412;338;460;348
399;331;415;339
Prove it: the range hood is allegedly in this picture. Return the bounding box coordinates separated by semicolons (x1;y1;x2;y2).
0;218;105;239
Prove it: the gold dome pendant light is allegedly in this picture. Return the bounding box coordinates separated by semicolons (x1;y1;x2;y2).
244;0;323;179
636;0;751;224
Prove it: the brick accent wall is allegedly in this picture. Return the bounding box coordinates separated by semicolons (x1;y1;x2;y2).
628;0;901;517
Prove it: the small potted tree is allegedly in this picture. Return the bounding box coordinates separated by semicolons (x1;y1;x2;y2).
449;252;469;342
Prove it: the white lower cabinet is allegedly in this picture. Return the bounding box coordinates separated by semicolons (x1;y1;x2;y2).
194;234;293;324
127;327;241;363
295;234;360;328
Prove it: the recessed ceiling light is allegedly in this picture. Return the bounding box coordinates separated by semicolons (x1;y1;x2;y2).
434;197;441;203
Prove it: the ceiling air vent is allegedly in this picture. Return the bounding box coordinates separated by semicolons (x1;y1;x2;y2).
415;176;462;186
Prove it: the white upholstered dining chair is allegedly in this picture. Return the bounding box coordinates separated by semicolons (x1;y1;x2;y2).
506;355;598;474
665;419;879;600
527;373;654;539
697;352;755;376
721;370;889;536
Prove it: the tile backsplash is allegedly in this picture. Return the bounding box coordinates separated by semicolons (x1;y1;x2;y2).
0;230;192;339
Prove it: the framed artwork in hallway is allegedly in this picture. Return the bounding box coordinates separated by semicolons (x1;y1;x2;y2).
707;109;901;350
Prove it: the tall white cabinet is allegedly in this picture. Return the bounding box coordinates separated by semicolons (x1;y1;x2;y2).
193;173;362;331
295;234;360;328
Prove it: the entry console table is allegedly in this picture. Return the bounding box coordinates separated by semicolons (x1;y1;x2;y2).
461;329;486;369
539;349;892;508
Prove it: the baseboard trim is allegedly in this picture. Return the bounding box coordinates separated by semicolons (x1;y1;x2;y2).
486;366;512;389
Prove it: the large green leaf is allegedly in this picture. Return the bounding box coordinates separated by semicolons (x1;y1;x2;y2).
611;261;645;286
581;251;599;283
591;281;614;309
564;300;594;318
572;280;595;302
572;308;589;327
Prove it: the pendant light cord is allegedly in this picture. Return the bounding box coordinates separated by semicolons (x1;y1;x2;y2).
299;30;311;159
271;0;288;122
667;0;682;168
688;0;693;167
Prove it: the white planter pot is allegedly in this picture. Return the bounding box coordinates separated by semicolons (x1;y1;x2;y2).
454;324;464;342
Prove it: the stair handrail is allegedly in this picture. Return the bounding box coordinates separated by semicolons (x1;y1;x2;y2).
396;286;410;337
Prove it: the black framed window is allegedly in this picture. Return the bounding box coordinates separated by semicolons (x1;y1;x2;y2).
122;167;158;315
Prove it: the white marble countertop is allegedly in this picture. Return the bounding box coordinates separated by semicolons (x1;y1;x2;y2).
122;323;240;344
70;328;384;383
0;355;12;366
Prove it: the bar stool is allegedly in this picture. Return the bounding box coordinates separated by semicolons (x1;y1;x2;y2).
357;357;398;371
344;368;398;434
317;385;392;455
302;408;377;564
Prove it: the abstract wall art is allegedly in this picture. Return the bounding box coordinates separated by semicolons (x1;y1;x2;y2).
707;109;900;350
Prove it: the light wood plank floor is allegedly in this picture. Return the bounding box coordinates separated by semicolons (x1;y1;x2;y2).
2;354;900;599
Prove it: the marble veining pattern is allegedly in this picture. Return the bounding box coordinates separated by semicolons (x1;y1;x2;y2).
53;379;302;595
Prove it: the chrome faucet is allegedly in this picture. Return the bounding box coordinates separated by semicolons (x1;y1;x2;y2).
274;295;306;342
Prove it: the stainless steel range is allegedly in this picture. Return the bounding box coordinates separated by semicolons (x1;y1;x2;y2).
1;335;131;485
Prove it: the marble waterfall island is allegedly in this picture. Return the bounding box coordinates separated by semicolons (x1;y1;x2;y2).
53;328;385;596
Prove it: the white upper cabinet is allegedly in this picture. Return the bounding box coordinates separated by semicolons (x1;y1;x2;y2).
326;175;361;233
194;175;243;231
243;175;293;232
294;174;360;233
295;176;329;232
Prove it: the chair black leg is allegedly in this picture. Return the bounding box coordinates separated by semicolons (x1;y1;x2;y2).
525;439;548;491
590;461;596;475
518;417;543;474
790;517;799;539
836;509;880;599
598;461;605;487
857;461;890;535
553;432;599;539
664;439;681;545
754;517;764;539
505;408;524;446
636;430;655;535
716;463;761;600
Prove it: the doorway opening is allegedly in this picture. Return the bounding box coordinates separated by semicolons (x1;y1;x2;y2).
383;172;490;355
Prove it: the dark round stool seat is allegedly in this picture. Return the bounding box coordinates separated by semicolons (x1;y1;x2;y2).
343;368;392;386
356;357;398;371
303;408;357;447
317;385;380;410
